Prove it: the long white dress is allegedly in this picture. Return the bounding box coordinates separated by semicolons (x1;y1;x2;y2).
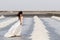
4;17;23;37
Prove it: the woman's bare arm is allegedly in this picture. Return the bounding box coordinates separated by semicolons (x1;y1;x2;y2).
20;16;23;25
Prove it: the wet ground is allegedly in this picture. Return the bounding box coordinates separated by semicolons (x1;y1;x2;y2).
0;16;60;40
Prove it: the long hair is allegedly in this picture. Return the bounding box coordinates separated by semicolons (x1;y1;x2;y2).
17;11;23;19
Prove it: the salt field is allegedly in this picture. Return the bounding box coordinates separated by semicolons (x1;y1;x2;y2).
0;16;60;40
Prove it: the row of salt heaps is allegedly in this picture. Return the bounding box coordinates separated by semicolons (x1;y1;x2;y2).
0;17;18;28
31;16;50;40
51;16;60;20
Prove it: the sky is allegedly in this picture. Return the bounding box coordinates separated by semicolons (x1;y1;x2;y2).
0;0;60;11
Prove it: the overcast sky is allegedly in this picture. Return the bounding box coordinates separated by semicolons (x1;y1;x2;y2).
0;0;60;11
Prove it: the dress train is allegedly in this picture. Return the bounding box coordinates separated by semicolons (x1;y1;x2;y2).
4;21;22;37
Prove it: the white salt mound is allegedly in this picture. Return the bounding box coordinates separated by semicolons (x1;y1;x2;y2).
0;15;5;19
0;17;18;28
51;16;60;20
31;16;50;40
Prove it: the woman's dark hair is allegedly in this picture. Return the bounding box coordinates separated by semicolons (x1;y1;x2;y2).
18;11;23;15
17;11;23;19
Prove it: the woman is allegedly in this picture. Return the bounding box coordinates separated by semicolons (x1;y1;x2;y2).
17;11;23;25
4;11;23;37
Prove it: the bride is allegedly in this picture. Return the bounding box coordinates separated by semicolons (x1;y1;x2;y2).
4;11;23;37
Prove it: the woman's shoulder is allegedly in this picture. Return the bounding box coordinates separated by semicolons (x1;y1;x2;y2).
21;16;23;18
